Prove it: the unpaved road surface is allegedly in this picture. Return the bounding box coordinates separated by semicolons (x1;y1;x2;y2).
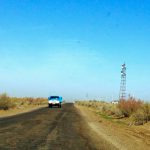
0;103;116;150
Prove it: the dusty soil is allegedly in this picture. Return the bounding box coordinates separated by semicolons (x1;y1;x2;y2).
76;105;150;150
0;103;117;150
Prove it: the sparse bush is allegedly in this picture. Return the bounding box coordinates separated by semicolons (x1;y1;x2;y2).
131;109;145;125
118;98;143;117
113;108;124;118
131;103;150;125
142;103;150;122
0;93;47;110
76;99;150;125
0;93;16;110
21;97;47;106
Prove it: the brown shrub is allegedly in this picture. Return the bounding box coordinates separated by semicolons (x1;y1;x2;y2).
142;103;150;122
118;98;143;117
130;106;150;126
0;93;16;110
131;109;145;125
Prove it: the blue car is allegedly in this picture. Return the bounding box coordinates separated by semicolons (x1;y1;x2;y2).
48;96;62;108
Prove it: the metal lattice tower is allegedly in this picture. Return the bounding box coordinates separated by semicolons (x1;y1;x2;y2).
119;63;126;100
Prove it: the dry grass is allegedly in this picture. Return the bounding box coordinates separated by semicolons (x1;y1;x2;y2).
0;93;47;117
76;99;150;126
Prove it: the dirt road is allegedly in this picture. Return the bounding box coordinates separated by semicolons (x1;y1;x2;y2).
0;103;117;150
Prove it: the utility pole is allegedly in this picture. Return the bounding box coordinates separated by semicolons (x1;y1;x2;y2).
119;63;126;100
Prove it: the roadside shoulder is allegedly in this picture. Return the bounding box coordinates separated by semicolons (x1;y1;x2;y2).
0;105;47;119
75;104;150;150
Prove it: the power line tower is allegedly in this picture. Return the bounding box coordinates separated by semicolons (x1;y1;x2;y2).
119;63;126;100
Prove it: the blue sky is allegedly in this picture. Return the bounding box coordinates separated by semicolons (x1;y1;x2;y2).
0;0;150;101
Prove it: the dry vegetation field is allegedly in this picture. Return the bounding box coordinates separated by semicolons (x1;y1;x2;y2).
0;93;47;117
76;98;150;126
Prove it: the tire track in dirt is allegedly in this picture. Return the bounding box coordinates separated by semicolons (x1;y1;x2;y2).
38;104;98;150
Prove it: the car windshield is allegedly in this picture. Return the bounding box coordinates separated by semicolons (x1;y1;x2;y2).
50;96;59;99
